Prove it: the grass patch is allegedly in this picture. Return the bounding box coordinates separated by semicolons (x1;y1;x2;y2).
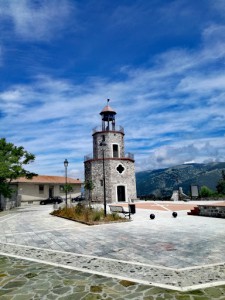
119;280;136;287
51;203;128;225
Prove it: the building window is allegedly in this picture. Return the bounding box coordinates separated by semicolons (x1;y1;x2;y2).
39;185;44;194
113;144;119;158
102;135;105;141
60;185;64;193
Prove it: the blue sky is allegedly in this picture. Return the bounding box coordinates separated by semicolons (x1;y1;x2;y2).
1;0;225;179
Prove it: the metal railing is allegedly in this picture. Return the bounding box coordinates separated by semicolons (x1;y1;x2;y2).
84;152;134;162
92;125;124;134
125;152;134;160
84;154;93;161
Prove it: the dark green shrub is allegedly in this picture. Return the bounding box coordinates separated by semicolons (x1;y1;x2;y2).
216;180;225;195
200;186;213;197
74;203;85;215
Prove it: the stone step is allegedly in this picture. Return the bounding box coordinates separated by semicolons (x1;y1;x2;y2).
187;206;200;216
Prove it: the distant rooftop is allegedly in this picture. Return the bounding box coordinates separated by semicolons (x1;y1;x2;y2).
13;175;82;184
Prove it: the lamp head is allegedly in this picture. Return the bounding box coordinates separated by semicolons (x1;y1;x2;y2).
64;159;69;167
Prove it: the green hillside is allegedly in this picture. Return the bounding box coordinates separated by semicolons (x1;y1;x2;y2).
136;162;225;198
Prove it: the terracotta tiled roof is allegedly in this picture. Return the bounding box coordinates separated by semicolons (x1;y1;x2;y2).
100;105;116;114
13;175;82;184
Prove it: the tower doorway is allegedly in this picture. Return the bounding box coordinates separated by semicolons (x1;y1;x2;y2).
117;185;126;202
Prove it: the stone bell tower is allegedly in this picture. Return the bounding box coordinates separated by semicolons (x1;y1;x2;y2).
84;100;137;203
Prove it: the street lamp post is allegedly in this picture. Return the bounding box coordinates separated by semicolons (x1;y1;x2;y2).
100;141;107;217
64;159;69;208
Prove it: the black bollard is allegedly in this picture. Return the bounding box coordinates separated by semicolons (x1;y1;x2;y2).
150;213;155;219
172;212;177;218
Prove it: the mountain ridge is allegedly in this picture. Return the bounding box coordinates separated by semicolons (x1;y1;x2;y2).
136;162;225;198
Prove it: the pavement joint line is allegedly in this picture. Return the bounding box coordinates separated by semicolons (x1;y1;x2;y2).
154;203;171;211
0;242;175;270
3;227;85;236
1;204;225;293
1;242;224;272
0;214;18;222
0;250;225;292
0;242;225;292
0;251;181;291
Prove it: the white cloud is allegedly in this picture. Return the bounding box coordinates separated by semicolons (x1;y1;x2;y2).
0;0;74;41
1;64;225;177
1;21;225;177
211;1;225;17
178;73;225;93
137;139;225;171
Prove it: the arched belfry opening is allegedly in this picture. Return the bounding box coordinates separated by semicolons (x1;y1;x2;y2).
100;99;116;131
84;100;137;204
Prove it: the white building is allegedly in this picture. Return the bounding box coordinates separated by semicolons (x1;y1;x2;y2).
12;175;82;206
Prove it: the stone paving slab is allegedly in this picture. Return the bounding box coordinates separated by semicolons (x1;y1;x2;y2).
1;255;225;300
0;242;225;292
0;203;225;293
1;206;224;268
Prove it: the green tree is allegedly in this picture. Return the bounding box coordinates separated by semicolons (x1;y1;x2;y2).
0;138;37;198
63;184;73;203
200;185;213;198
84;180;94;207
63;183;73;193
222;170;225;180
216;170;225;195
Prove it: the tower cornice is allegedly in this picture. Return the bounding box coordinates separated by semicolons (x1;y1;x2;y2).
84;157;135;163
92;130;125;137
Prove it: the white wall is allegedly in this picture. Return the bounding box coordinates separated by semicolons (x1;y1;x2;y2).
18;183;81;205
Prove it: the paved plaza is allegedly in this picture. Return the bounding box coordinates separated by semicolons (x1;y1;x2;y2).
0;201;225;299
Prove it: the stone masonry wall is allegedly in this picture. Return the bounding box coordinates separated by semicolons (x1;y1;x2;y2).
0;185;20;211
93;131;125;159
85;158;136;203
85;120;137;203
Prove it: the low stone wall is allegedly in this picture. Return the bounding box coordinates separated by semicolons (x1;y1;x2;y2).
0;194;21;211
198;205;225;218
